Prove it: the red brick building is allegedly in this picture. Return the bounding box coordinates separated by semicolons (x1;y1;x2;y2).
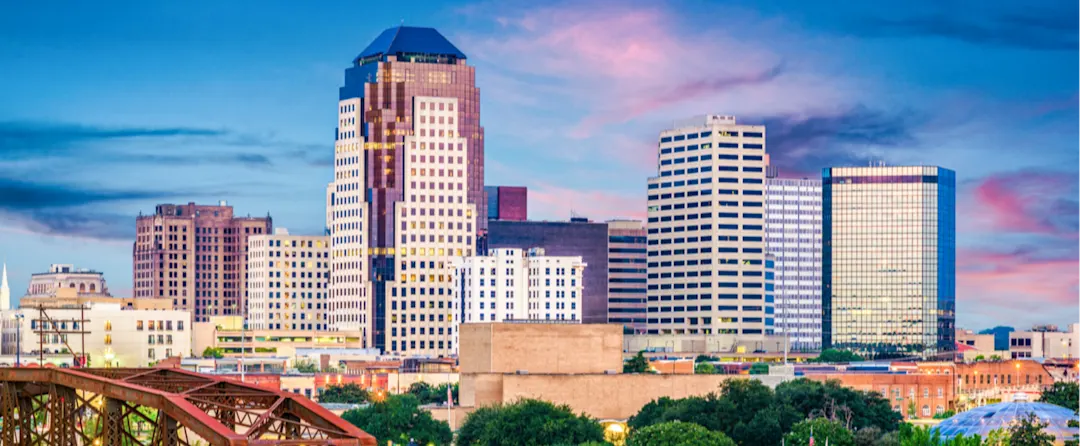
134;202;271;321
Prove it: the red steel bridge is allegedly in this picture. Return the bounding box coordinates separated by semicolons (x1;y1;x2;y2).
0;366;377;445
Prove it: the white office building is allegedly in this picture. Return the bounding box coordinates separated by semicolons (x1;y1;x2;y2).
246;228;331;331
452;248;585;344
646;115;773;338
765;177;822;351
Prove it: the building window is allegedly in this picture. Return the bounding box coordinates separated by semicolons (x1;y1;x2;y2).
104;335;112;345
104;321;112;331
921;405;930;417
137;321;144;331
148;349;156;360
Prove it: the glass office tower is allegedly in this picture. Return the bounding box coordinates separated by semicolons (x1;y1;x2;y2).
822;165;956;357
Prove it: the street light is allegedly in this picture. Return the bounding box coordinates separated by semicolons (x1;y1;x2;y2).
10;313;25;367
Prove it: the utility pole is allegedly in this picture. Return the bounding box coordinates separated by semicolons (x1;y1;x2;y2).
80;303;86;367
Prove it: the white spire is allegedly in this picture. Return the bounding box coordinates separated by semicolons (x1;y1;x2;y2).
0;263;9;311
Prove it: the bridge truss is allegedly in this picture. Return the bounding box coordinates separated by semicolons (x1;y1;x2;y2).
0;367;377;445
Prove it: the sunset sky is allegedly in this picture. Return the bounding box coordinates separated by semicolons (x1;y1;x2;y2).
0;0;1075;329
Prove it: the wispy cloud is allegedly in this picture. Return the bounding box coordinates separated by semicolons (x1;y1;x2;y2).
958;246;1079;327
0;177;208;240
848;6;1078;51
964;169;1079;238
756;106;924;176
462;3;851;139
0;121;323;168
528;182;644;222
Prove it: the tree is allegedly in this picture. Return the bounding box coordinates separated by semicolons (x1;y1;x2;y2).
785;418;855;446
407;382;459;405
201;347;224;359
932;410;955;420
813;349;864;363
989;355;1002;361
629;378;900;446
456;399;604;446
775;379;901;432
1039;381;1079;412
973;355;985;362
341;394;451;446
749;363;769;375
623;352;651;374
294;358;319;373
318;383;369;404
695;355;719;363
695;363;714;374
853;426;882;446
627;421;736;446
1008;413;1055;446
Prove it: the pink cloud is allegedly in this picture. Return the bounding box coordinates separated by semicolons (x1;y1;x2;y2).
957;248;1079;325
527;183;644;222
462;3;854;138
967;170;1079;238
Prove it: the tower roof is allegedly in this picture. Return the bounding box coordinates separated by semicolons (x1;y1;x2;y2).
356;26;467;63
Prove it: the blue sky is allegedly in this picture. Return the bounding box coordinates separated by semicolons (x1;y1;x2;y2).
0;0;1076;330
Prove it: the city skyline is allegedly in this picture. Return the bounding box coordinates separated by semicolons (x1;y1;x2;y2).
0;0;1076;330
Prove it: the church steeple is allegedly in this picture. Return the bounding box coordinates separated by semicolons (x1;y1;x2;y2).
0;263;10;311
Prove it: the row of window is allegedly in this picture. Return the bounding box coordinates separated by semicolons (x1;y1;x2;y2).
660;130;763;143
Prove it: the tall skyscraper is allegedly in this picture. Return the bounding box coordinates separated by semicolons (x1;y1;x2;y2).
607;220;647;332
646;115;772;337
133;202;271;322
765;177;822;350
246;228;331;330
329;26;484;355
485;186;528;221
822;165;956;357
487;219;610;323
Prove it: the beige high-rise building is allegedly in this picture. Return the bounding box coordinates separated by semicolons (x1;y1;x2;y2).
133;202;271;322
646;115;772;339
246;228;331;331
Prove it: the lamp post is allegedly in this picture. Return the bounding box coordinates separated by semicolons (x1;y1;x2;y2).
1014;362;1020;391
12;313;24;367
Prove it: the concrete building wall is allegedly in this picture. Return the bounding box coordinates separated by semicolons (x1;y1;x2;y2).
458;323;623;375
488;220;610;324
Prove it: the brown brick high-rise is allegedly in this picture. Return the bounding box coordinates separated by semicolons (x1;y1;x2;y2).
134;202;271;322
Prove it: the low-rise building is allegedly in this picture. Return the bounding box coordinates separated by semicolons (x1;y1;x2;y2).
1;300;190;367
192;317;369;362
804;372;954;419
25;264;113;298
1009;324;1079;360
452;248;585;349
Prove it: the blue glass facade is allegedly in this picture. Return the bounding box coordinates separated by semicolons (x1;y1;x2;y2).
822;166;956;357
